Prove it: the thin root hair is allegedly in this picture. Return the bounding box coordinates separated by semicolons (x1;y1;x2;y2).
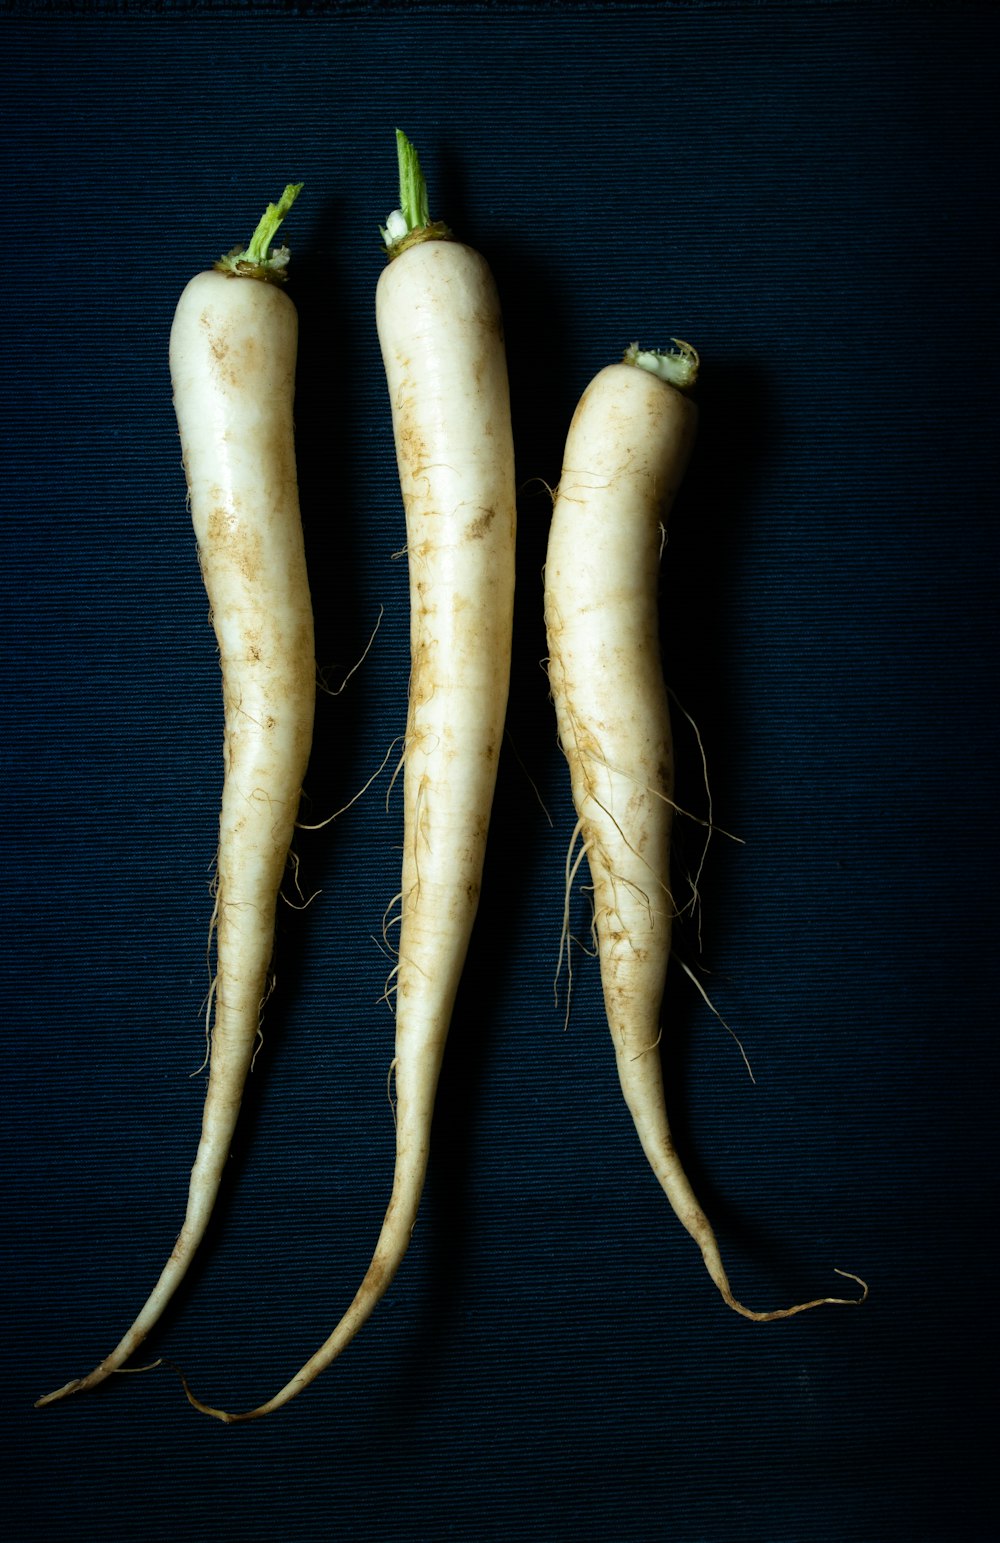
591;744;741;842
673;953;755;1084
628;1026;663;1062
563;688;740;845
387;1056;398;1131
381;890;404;955
192;973;216;1078
298;738;402;830
555;819;589;1026
504;727;553;826
279;847;321;911
194;889;221;1076
581;783;678;918
517;474;557;506
248;972;277;1073
316;605;385;698
558;444;655;499
280;885;322;912
668;686;728;951
385;740;408;812
377;962;400;1012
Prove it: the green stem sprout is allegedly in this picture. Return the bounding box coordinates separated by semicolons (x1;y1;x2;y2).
215;182;304;282
380;130;452;257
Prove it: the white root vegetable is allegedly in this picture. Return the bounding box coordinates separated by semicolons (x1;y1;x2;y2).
544;345;867;1319
184;131;516;1421
37;186;315;1406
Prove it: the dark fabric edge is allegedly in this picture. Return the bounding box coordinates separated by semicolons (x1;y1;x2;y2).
0;0;964;19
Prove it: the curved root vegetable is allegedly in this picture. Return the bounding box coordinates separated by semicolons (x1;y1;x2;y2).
184;131;516;1421
37;185;316;1407
544;345;866;1319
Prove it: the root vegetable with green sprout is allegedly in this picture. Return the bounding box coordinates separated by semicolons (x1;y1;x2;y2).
185;131;516;1421
544;345;867;1318
37;184;316;1407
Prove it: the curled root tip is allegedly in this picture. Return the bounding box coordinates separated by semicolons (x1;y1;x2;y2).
721;1268;869;1321
833;1268;870;1304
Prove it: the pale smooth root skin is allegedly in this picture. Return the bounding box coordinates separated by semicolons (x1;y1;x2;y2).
37;269;315;1406
185;237;516;1421
545;362;865;1319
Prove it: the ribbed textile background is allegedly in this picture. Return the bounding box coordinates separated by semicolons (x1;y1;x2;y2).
3;5;997;1540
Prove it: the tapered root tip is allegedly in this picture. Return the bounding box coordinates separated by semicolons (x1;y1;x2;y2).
180;1372;231;1423
35;1353;164;1408
179;1370;260;1425
723;1268;869;1322
35;1377;87;1408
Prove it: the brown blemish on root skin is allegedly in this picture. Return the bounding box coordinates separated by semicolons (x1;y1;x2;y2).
466;506;497;539
473;306;504;345
205;506;264;585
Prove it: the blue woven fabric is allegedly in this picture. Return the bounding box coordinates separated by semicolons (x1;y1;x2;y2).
3;5;997;1539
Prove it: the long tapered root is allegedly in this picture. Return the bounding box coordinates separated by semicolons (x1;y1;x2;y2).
175;1155;429;1422
174;134;517;1426
177;1270;393;1422
545;353;867;1334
